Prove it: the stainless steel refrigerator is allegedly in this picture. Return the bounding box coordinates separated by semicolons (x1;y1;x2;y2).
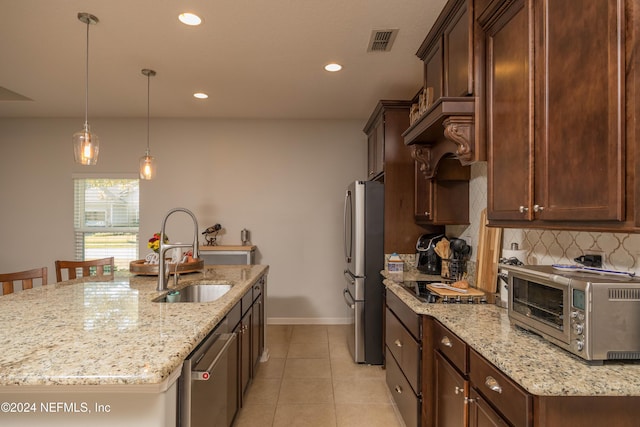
342;180;384;364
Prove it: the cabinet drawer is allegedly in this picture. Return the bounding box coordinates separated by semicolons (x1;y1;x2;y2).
227;301;241;330
386;347;420;427
434;321;468;374
386;290;421;340
469;349;532;427
252;278;263;302
241;289;253;315
385;308;421;394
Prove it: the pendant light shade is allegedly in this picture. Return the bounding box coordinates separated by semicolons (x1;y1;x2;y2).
73;12;99;165
140;69;157;180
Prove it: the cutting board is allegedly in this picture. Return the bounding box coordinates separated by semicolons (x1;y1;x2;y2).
475;208;503;294
427;284;485;297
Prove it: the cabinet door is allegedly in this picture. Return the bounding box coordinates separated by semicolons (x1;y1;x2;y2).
251;292;264;374
425;40;444;101
444;0;473;96
468;389;509;427
534;0;624;221
416;158;471;225
367;115;385;180
434;351;468;427
415;162;435;222
240;309;252;400
486;0;534;221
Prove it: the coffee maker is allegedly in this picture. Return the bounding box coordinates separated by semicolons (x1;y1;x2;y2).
416;233;445;274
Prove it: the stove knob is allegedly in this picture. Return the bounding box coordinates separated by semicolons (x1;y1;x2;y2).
479;297;488;304
443;296;449;304
455;296;462;304
467;297;474;304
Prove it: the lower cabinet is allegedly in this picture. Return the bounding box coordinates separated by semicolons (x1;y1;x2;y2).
385;290;423;426
467;389;509;427
434;350;468;427
227;275;267;424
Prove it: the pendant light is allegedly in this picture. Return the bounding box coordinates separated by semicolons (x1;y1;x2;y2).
139;69;157;180
73;12;100;165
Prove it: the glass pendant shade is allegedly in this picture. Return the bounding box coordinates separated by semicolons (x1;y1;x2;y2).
140;68;157;180
74;12;99;165
73;124;99;165
139;150;156;180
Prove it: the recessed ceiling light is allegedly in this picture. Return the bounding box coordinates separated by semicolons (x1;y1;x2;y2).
179;13;202;26
324;63;343;72
193;92;208;99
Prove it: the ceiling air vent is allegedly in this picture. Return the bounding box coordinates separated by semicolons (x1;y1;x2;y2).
367;29;399;52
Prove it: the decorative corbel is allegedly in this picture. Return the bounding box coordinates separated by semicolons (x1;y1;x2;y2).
443;116;474;165
411;145;434;178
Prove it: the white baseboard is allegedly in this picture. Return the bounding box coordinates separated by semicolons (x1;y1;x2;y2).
267;317;353;325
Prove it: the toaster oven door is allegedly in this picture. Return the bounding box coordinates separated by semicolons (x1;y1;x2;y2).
509;275;570;345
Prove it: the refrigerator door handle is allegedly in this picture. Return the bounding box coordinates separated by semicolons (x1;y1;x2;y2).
343;269;355;286
343;190;352;263
343;289;355;309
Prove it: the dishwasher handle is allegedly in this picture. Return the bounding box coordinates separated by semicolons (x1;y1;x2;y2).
191;332;236;381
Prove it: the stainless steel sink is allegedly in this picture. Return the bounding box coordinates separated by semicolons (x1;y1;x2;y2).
154;281;233;303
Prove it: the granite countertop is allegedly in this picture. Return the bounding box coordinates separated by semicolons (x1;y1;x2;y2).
382;272;640;397
0;264;268;388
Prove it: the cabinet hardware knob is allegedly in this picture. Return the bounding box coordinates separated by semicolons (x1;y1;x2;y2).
485;376;503;394
533;204;545;212
455;386;462;395
394;385;402;394
394;339;403;348
464;397;475;404
425;211;430;217
441;336;453;348
519;205;529;213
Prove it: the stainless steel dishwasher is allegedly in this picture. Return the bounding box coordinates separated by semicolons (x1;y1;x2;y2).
179;319;238;427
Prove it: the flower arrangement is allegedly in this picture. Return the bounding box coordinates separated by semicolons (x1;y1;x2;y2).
147;232;169;253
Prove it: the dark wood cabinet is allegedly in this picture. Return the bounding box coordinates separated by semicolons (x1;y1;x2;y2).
364;101;444;253
482;0;633;229
434;351;469;427
468;389;509;427
415;157;470;225
405;0;486;181
367;114;385;180
385;290;423;427
230;275;266;412
251;278;265;374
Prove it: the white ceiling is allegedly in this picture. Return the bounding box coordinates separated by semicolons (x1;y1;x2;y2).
0;0;447;120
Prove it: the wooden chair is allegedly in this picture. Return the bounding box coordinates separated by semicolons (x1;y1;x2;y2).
0;267;48;295
55;257;115;282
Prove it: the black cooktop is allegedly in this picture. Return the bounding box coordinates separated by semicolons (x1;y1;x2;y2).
400;281;488;304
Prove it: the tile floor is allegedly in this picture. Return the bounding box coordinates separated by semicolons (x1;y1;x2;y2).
233;324;406;427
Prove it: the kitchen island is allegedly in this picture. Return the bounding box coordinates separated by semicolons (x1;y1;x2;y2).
0;264;268;427
383;272;640;426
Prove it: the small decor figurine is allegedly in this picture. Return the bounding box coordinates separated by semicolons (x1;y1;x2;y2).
202;224;222;246
145;232;169;264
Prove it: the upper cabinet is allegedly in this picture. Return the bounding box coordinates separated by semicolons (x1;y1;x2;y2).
364;101;444;253
481;0;638;230
404;0;486;178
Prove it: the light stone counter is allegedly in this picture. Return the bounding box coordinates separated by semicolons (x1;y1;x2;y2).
0;264;268;388
383;273;640;397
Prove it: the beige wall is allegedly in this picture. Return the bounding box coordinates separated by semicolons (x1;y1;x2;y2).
0;118;366;323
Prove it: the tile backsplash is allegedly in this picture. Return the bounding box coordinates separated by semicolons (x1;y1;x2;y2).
449;162;640;276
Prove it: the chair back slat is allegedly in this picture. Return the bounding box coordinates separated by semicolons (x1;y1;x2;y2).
0;267;48;295
55;258;115;282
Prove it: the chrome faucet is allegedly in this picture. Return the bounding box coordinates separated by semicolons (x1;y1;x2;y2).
157;207;201;291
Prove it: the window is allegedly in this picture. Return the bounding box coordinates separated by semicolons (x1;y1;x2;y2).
73;176;139;271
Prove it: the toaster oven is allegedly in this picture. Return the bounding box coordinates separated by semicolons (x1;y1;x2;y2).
504;265;640;363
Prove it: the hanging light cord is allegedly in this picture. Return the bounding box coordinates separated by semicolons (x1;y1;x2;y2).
146;73;150;154
84;19;90;129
